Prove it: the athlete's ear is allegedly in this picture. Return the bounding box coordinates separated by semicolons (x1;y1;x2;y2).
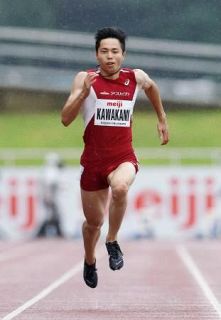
122;50;126;59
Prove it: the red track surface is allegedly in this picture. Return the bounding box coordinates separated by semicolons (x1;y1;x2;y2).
0;239;221;319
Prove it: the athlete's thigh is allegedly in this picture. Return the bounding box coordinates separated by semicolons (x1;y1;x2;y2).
107;162;136;188
81;188;109;224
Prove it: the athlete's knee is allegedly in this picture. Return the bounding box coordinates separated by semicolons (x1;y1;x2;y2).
83;218;104;232
111;183;129;201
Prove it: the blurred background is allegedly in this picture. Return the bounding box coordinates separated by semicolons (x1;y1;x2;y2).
0;0;221;240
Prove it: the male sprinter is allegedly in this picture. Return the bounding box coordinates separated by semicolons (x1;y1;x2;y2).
61;27;169;288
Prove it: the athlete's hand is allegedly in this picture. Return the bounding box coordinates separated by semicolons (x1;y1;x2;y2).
82;72;99;97
157;119;169;145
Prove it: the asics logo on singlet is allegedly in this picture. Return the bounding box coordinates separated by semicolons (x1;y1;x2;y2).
111;91;130;97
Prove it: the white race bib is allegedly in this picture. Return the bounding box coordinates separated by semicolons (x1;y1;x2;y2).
94;99;134;127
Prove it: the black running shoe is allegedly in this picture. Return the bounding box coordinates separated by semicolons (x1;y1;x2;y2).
83;260;98;288
106;241;124;271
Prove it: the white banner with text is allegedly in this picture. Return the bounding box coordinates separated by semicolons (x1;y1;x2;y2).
0;166;221;240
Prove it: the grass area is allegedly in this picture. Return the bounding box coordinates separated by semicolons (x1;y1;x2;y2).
0;109;220;166
0;111;84;148
0;109;220;148
133;109;221;148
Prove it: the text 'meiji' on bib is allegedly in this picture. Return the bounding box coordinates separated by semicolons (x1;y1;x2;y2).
94;99;134;127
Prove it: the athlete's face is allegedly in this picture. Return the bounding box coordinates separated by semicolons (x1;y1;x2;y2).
96;38;125;77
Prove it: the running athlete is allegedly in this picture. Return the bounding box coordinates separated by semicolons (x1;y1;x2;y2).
61;27;169;288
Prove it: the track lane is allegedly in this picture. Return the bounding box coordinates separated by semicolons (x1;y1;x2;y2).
184;241;221;305
0;239;84;319
1;240;219;320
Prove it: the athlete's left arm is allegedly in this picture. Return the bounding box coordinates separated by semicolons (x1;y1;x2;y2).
134;69;169;145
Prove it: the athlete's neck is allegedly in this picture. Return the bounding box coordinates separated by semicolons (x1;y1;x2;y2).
97;66;121;80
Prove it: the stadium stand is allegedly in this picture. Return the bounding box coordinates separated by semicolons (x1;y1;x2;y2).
0;26;220;106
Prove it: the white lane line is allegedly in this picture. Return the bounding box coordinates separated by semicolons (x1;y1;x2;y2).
177;245;221;318
2;248;105;320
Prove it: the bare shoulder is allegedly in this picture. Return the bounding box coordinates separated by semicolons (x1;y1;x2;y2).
133;68;153;90
74;71;88;83
71;71;87;91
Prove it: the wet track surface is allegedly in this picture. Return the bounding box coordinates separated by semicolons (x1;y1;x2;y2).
0;239;221;319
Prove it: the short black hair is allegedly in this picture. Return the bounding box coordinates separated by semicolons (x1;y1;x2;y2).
95;27;127;53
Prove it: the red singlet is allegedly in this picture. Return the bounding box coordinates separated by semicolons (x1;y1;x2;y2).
80;68;139;191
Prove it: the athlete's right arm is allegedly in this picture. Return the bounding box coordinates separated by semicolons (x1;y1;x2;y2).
61;71;98;126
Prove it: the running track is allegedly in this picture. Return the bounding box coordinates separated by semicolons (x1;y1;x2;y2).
0;239;221;319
